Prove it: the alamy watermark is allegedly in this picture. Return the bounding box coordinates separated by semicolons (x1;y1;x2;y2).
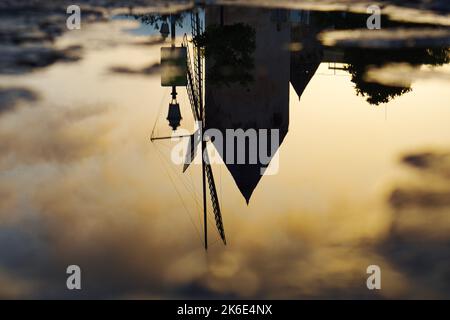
366;5;381;30
66;5;81;30
366;265;381;290
169;122;281;175
66;265;81;290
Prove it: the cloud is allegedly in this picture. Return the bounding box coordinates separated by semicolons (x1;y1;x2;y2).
365;63;450;87
0;125;398;299
0;44;83;75
1;2;449;299
319;28;450;49
402;151;450;179
0;87;39;114
110;62;161;75
0;101;445;298
0;103;112;166
378;149;450;298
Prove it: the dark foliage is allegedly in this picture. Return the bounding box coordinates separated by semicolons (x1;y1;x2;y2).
344;47;449;105
193;23;256;87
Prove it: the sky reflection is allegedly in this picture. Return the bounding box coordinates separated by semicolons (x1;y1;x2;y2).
0;3;449;299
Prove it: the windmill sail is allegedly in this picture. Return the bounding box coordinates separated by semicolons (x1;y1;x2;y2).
182;13;202;173
183;35;201;121
182;11;226;248
204;151;227;244
183;128;201;172
191;13;204;120
181;32;202;173
152;11;226;249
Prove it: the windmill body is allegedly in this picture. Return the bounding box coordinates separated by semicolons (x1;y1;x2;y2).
205;7;290;202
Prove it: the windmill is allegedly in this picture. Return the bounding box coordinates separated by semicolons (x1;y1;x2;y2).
150;11;226;250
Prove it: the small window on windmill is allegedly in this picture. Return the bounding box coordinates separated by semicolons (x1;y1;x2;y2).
161;47;187;87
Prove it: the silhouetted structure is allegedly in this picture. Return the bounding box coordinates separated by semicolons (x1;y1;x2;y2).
290;23;322;100
204;7;293;203
151;7;450;249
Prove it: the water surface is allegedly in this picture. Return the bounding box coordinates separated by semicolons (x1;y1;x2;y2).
0;1;449;299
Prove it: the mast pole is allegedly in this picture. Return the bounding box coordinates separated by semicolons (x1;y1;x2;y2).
202;130;207;250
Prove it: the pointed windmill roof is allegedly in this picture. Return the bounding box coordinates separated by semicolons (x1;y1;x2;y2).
290;57;320;99
225;163;263;204
290;25;322;100
206;127;288;203
217;130;288;203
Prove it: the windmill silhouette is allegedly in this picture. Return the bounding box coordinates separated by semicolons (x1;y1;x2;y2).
151;11;226;250
150;7;325;250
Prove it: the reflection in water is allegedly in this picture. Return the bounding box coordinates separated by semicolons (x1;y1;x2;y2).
391;151;450;209
0;1;450;299
169;6;450;204
344;47;449;104
204;7;289;203
0;87;39;114
195;22;256;87
382;149;450;298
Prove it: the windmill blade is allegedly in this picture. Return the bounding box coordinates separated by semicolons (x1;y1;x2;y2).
183;128;201;173
204;151;227;245
182;35;201;121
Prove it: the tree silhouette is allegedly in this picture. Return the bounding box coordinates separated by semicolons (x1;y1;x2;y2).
344;47;449;105
193;23;256;87
126;13;186;30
